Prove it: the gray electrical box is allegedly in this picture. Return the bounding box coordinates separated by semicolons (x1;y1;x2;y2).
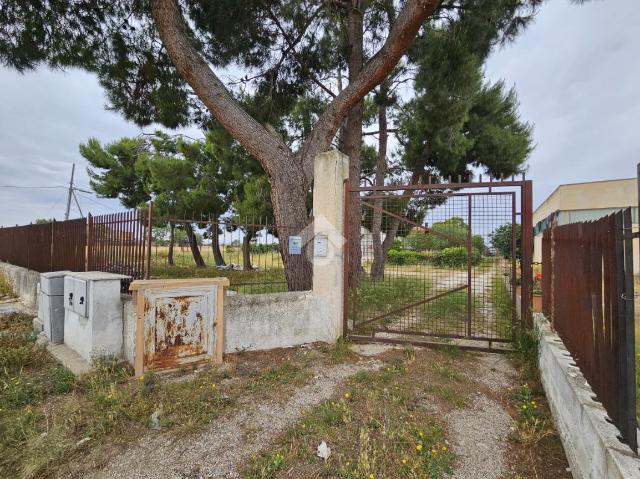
63;272;130;362
38;271;69;343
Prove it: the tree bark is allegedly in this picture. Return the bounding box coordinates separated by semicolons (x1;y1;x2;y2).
167;221;175;266
371;87;389;280
343;1;365;286
149;0;440;289
210;218;226;266
185;223;206;267
270;178;313;290
242;229;254;270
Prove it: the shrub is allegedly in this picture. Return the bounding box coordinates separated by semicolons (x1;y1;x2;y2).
387;247;480;267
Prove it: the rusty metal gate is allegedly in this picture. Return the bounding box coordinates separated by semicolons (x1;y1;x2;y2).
344;177;532;349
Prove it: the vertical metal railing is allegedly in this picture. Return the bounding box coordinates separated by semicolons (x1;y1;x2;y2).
543;209;637;452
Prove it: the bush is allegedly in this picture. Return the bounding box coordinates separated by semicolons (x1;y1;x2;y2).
440;246;481;268
387;247;481;267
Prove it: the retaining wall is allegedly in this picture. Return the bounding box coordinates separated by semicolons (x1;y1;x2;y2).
0;261;39;309
535;313;640;478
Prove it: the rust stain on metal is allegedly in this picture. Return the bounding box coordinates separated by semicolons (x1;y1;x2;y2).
145;295;206;369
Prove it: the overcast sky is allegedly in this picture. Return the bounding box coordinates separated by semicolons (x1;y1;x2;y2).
0;0;638;227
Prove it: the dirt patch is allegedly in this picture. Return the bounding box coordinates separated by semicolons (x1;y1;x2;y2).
446;393;512;479
76;360;381;479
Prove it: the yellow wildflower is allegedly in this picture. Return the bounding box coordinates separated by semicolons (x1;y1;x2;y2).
138;375;144;381
402;458;408;465
344;392;351;399
416;444;423;452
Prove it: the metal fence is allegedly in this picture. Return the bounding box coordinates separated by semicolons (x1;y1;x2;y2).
542;208;637;452
149;214;311;293
0;207;310;294
0;211;148;291
344;177;533;349
87;210;149;290
0;218;86;273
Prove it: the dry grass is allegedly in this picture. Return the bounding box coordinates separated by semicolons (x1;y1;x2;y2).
0;312;316;479
0;274;15;299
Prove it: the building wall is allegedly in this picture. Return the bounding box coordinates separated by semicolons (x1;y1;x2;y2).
533;178;639;270
533;178;637;226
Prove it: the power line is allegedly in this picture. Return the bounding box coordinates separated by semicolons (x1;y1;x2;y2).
0;185;69;189
75;191;118;212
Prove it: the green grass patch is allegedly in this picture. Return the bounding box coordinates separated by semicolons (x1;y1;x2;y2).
491;271;515;339
242;358;453;479
151;264;289;294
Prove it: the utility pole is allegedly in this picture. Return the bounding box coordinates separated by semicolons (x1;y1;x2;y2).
64;163;75;221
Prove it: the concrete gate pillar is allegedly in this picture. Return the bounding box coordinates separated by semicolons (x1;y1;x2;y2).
311;150;349;342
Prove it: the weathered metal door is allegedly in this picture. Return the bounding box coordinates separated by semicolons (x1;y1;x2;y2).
130;278;228;375
344;178;532;349
144;287;215;369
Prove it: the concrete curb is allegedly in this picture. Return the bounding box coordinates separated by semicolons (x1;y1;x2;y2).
535;313;640;478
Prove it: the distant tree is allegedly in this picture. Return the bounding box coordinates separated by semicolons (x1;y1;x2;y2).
231;176;274;271
81;137;151;209
34;218;54;224
490;223;521;260
405;217;484;253
82;131;237;267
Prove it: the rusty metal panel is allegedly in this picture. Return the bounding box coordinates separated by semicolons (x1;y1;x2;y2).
544;209;637;452
142;286;217;371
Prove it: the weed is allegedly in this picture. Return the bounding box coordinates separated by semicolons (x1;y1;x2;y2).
430;361;460;381
241;352;455;479
322;337;354;363
425;384;466;409
243;451;286;479
0;275;15;298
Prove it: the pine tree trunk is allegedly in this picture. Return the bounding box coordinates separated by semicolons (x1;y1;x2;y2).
185;223;206;267
270;175;312;291
167;221;175;266
371;94;388;280
343;2;365;287
371;218;400;280
242;230;254;270
210;219;226;266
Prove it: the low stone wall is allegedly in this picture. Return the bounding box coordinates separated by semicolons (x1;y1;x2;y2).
535;314;640;479
224;291;315;352
121;290;317;365
0;262;39;309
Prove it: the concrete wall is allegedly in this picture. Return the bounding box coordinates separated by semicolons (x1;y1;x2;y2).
534;178;637;226
0;262;39;309
535;314;640;479
224;291;315;352
121;290;316;362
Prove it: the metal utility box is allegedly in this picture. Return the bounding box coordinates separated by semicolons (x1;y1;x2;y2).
129;278;229;376
63;272;130;362
64;276;88;317
38;271;69;343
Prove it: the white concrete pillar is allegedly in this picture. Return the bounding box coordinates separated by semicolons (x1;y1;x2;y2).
311;150;349;342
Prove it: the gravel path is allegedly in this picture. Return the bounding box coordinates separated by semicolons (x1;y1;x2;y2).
83;360;381;479
447;353;517;479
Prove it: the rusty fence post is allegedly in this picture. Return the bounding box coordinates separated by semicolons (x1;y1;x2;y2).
145;202;153;280
521;179;534;328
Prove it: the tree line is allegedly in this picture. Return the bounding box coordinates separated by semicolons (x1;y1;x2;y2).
1;0;548;287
